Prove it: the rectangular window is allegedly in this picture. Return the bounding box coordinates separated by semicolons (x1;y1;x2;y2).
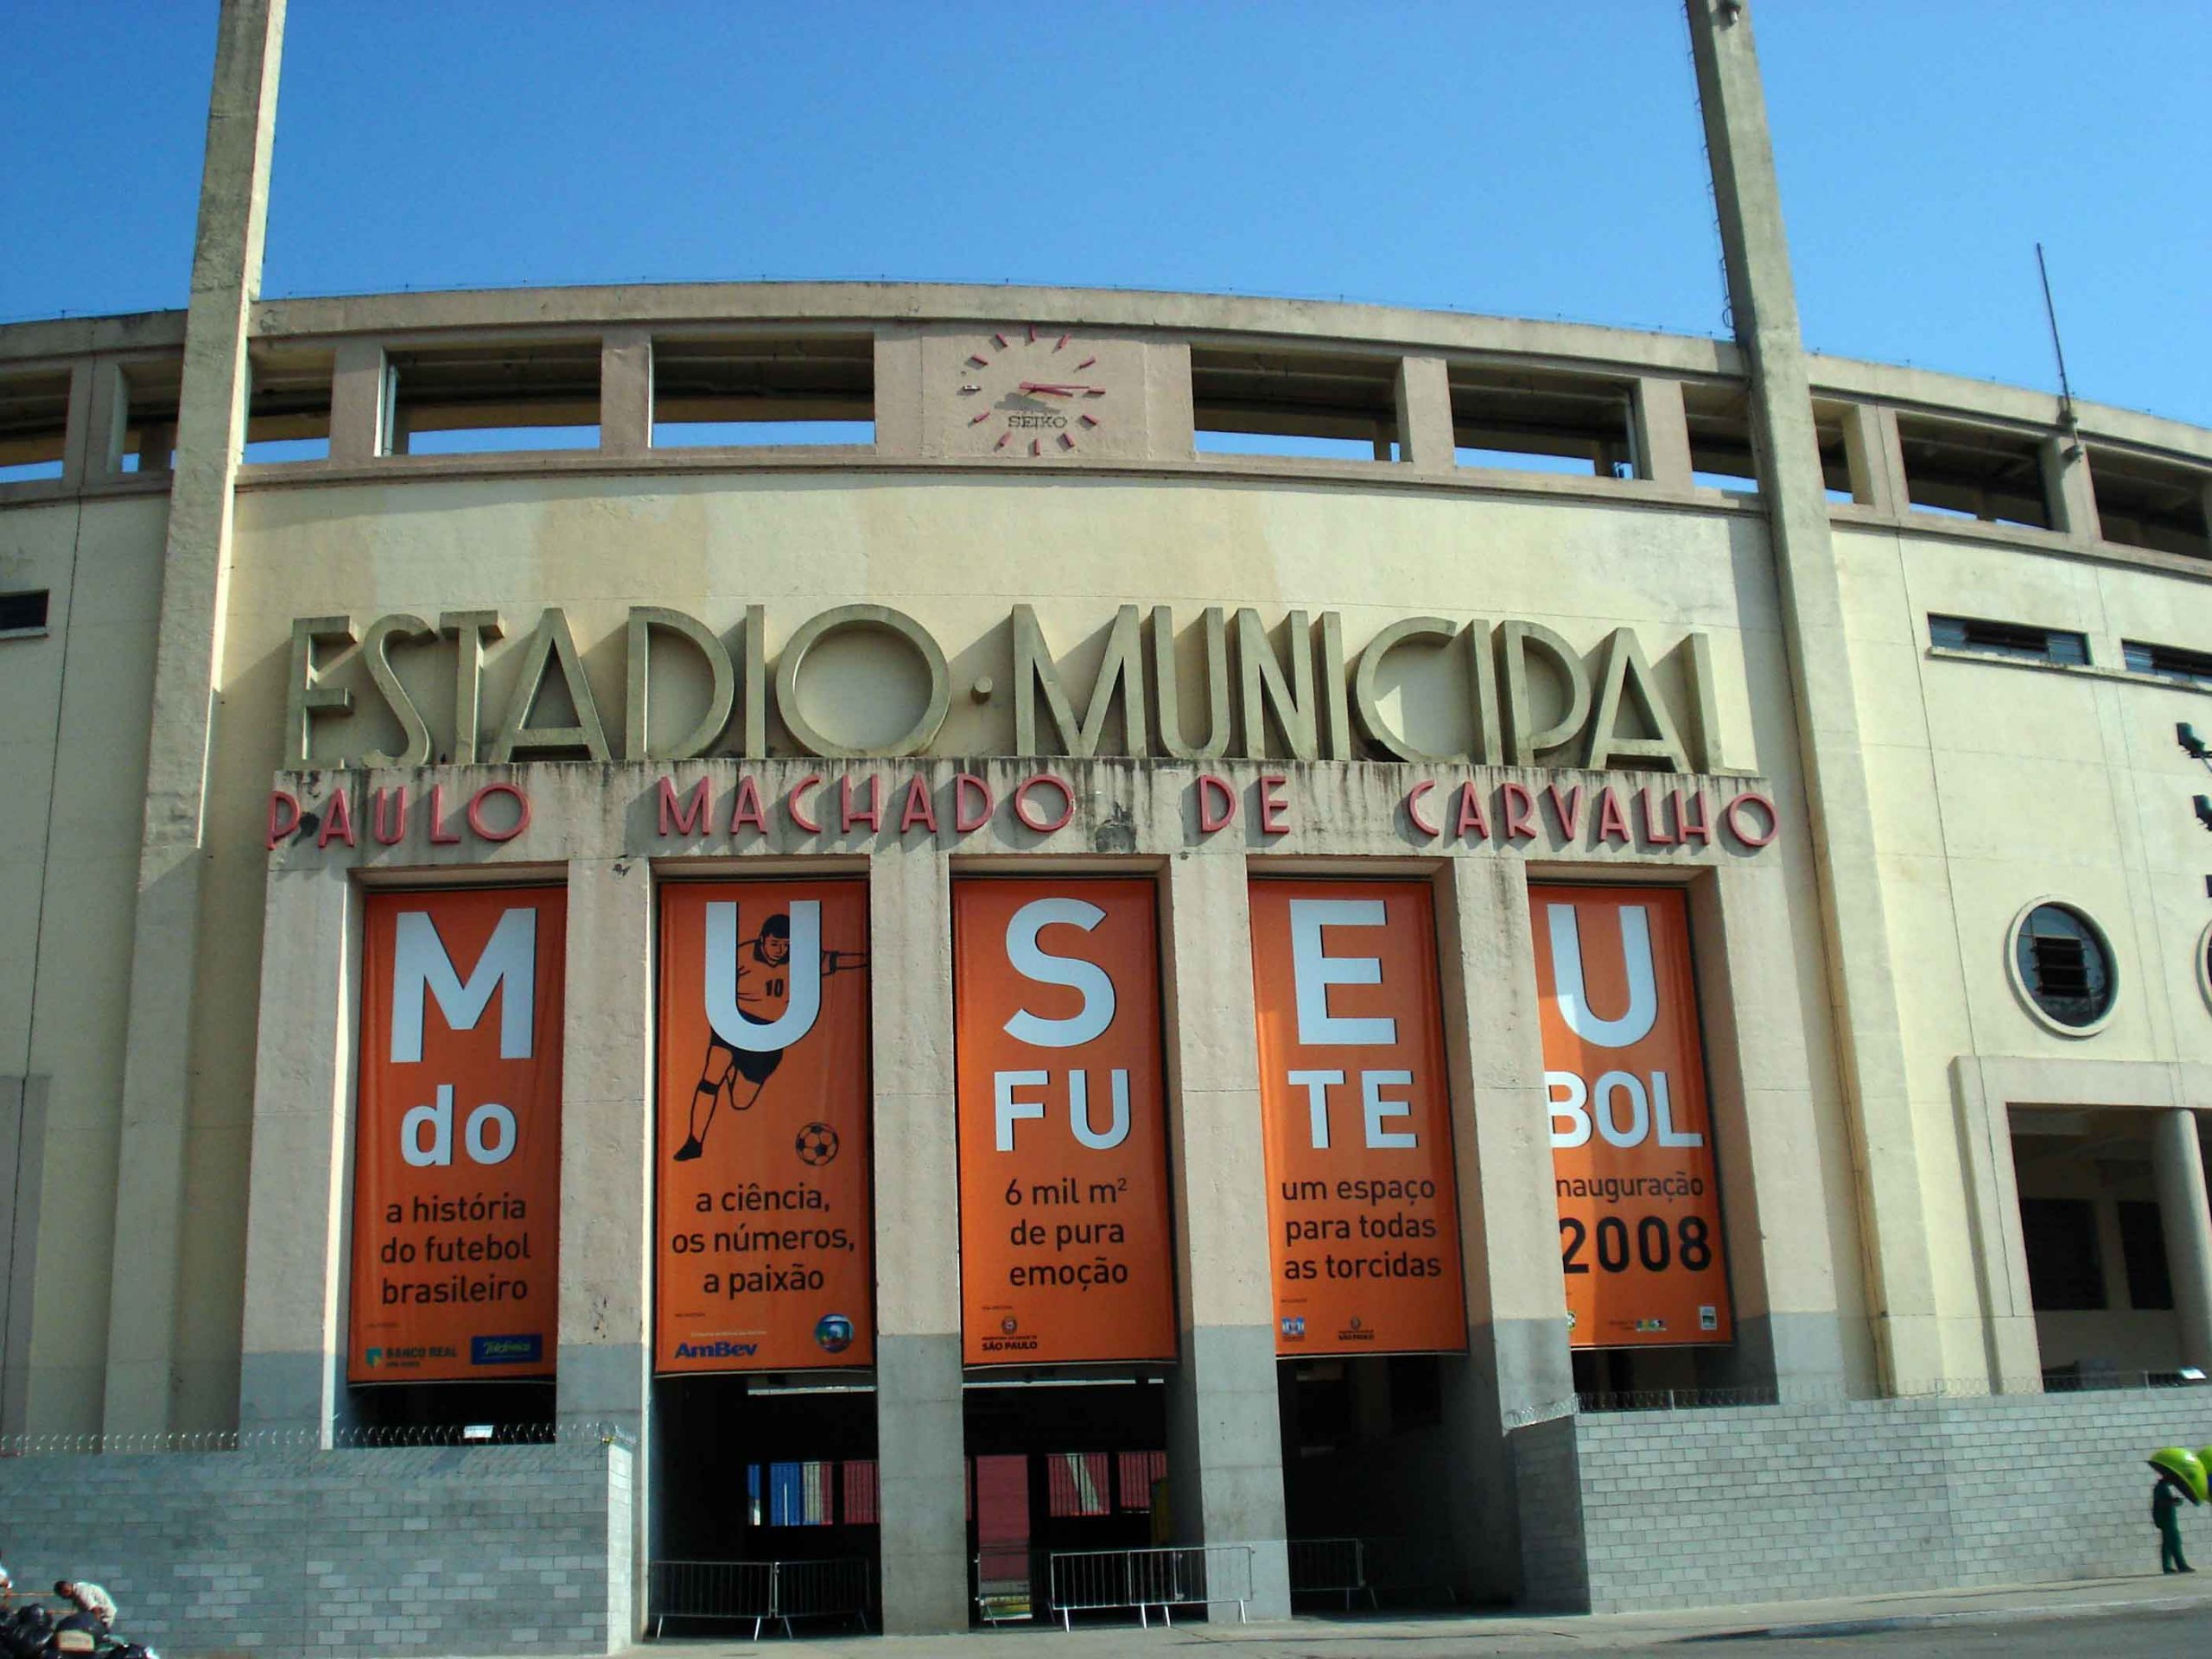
0;589;50;639
245;345;334;463
762;1460;836;1526
2088;446;2212;562
0;371;71;483
1193;346;1399;461
840;1459;880;1525
1116;1450;1166;1511
1448;363;1632;480
652;334;874;448
1929;613;2089;666
385;340;599;456
2124;639;2212;687
2117;1201;2175;1311
1046;1452;1111;1518
2021;1197;2105;1311
1897;416;2052;529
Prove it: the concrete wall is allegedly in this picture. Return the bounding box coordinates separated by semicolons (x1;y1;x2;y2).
0;493;169;1433
0;1440;632;1657
1519;1390;2209;1613
1835;518;2212;1386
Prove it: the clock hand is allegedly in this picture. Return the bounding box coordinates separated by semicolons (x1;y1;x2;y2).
1018;381;1106;397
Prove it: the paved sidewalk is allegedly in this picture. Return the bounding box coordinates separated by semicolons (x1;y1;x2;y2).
617;1568;2212;1656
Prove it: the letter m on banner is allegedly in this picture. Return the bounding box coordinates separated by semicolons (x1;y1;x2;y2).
391;907;537;1061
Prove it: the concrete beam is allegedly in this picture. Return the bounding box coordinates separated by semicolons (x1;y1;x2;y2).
1396;355;1456;474
868;849;967;1634
236;862;354;1437
1687;0;1942;1387
1434;856;1572;1601
105;0;287;1433
1160;852;1291;1618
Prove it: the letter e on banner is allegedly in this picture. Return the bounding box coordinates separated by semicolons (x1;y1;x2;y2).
1249;880;1466;1357
350;888;564;1382
1530;886;1732;1348
953;879;1177;1364
655;880;874;1373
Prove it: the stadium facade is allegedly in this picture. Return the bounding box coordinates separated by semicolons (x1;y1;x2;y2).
3;1;2211;1651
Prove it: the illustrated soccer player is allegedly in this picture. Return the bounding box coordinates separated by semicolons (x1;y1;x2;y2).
673;912;866;1161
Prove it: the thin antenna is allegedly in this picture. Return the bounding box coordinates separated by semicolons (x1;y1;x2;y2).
2035;243;2080;447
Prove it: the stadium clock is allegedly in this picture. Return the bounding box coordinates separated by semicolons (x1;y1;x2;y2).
954;324;1112;456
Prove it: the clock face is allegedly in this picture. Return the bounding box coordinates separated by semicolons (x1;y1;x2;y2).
957;325;1109;456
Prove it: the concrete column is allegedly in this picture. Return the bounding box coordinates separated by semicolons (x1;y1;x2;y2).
236;861;354;1437
1433;857;1572;1601
328;340;386;463
2040;432;2101;541
2153;1109;2212;1375
555;857;653;1440
1159;852;1291;1618
80;361;131;484
104;0;287;1433
868;848;968;1633
1688;0;1942;1387
1950;1067;2042;1390
0;1077;49;1436
871;327;924;458
1630;377;1694;488
599;329;653;457
57;362;99;491
1690;865;1846;1395
1146;340;1196;461
1395;354;1456;474
1839;402;1908;514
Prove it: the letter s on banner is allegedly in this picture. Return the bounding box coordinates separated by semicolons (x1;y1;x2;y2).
953;878;1178;1366
350;888;564;1383
1249;879;1467;1357
1530;886;1732;1348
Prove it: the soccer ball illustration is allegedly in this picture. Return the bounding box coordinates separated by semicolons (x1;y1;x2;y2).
795;1122;840;1166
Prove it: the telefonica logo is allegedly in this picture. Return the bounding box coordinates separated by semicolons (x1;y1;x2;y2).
471;1334;544;1365
675;1340;760;1359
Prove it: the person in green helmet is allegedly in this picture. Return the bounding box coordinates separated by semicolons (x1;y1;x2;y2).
2155;1474;2194;1573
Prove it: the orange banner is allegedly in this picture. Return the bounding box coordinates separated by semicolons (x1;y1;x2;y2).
350;887;565;1383
657;880;874;1373
1250;879;1466;1357
1530;885;1732;1347
954;879;1177;1365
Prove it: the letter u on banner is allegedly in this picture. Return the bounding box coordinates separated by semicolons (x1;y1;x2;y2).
350;887;566;1383
1530;885;1732;1348
1249;879;1467;1357
953;878;1178;1365
655;880;874;1374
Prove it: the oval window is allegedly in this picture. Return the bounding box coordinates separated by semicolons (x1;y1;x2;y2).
2012;903;2115;1031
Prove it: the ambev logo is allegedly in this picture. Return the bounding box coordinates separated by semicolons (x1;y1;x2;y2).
674;1339;760;1360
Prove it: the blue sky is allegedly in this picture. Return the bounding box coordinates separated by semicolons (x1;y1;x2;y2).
4;3;2208;426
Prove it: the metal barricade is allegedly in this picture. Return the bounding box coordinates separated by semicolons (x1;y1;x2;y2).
1046;1543;1253;1629
769;1556;872;1634
1287;1536;1375;1610
647;1560;774;1638
974;1543;1035;1624
645;1556;870;1638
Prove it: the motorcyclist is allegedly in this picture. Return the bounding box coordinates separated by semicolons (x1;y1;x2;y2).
49;1580;118;1655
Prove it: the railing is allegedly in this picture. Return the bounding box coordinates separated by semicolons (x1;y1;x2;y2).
973;1543;1034;1624
1498;1370;2212;1427
1046;1543;1252;1630
647;1556;871;1638
0;1421;634;1457
1287;1536;1374;1611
